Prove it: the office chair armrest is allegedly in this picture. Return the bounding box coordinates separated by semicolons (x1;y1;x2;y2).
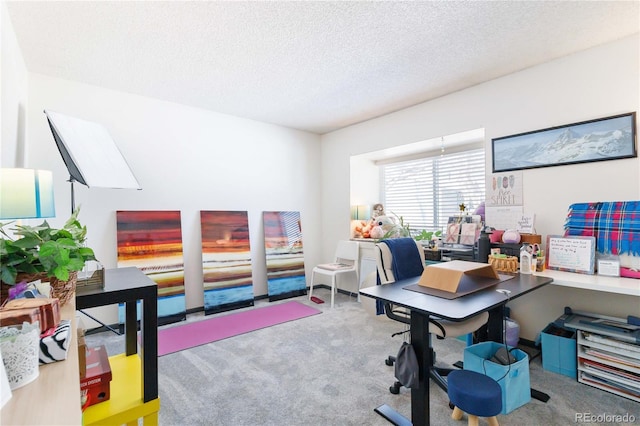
384;302;410;325
384;302;448;338
428;319;447;338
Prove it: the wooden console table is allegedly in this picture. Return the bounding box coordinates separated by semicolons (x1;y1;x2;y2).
0;299;82;425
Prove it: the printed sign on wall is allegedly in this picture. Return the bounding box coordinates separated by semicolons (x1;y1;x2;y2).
485;171;525;230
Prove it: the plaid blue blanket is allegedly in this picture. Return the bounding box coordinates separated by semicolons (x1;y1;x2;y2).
564;201;640;256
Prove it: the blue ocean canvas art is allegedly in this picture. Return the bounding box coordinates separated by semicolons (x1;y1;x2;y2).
201;210;254;315
263;211;307;301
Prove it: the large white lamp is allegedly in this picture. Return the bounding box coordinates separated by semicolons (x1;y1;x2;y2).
0;168;55;220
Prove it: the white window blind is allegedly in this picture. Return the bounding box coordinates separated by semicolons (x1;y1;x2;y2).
381;148;485;233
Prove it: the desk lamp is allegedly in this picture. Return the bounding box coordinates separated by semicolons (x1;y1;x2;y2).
350;205;371;221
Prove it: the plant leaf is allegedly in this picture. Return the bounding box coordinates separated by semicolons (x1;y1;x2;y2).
53;265;69;281
0;266;17;284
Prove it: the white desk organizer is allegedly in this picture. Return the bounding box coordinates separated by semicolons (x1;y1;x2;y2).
0;322;40;390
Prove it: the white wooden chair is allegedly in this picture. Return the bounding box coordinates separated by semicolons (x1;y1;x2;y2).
309;240;359;308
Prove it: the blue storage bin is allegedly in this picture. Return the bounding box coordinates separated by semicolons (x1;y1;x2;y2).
463;341;531;414
541;323;577;379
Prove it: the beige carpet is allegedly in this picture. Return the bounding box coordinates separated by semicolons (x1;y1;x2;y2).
86;288;639;425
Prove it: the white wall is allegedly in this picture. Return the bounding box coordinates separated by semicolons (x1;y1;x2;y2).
1;1;28;167
3;6;324;326
3;6;639;337
321;34;640;339
19;74;321;325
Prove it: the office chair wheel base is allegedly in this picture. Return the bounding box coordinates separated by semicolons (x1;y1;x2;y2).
389;382;402;394
448;401;455;410
385;356;395;366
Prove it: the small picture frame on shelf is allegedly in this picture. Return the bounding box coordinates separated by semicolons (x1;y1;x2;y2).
445;223;460;244
597;258;620;277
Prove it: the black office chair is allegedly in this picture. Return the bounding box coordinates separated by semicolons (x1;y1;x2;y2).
375;238;489;394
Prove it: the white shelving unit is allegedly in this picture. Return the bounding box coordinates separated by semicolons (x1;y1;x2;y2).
577;329;640;402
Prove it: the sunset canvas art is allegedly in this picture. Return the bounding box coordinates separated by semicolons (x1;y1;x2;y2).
263;211;306;301
201;210;254;315
116;210;186;325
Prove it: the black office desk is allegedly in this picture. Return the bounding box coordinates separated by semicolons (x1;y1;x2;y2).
359;273;553;426
76;267;158;403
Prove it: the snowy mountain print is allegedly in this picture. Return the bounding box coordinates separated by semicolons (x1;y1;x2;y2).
493;115;635;171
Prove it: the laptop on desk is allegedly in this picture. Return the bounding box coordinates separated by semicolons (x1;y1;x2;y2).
405;260;514;299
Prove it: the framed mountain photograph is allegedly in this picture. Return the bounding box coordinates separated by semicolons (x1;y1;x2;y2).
492;112;636;172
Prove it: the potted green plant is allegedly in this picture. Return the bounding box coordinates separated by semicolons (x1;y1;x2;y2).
0;208;96;304
414;229;443;243
381;212;412;240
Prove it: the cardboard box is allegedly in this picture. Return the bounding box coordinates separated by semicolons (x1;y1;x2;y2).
418;260;500;294
80;345;112;407
78;328;87;379
76;315;87;379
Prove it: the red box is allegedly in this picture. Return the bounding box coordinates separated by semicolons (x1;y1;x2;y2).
80;345;112;407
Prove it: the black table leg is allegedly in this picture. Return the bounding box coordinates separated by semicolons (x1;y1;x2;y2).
372;311;432;426
142;287;158;403
487;305;505;343
125;300;137;356
374;404;412;426
410;311;431;426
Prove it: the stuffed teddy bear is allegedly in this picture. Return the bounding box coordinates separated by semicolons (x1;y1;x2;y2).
369;215;396;239
354;220;373;238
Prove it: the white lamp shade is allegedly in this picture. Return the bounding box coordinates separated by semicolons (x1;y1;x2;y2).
0;169;55;220
350;205;371;221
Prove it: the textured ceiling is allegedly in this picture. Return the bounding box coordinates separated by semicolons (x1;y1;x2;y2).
6;1;640;134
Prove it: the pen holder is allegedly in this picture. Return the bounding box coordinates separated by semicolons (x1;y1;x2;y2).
0;322;40;390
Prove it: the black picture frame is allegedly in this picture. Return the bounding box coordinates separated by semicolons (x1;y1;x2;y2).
492;112;637;172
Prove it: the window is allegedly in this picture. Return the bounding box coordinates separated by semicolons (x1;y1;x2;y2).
381;147;485;233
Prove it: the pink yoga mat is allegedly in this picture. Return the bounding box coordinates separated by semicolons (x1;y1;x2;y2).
158;301;321;356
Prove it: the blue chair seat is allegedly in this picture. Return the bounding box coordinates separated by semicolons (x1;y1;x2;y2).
448;370;502;418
